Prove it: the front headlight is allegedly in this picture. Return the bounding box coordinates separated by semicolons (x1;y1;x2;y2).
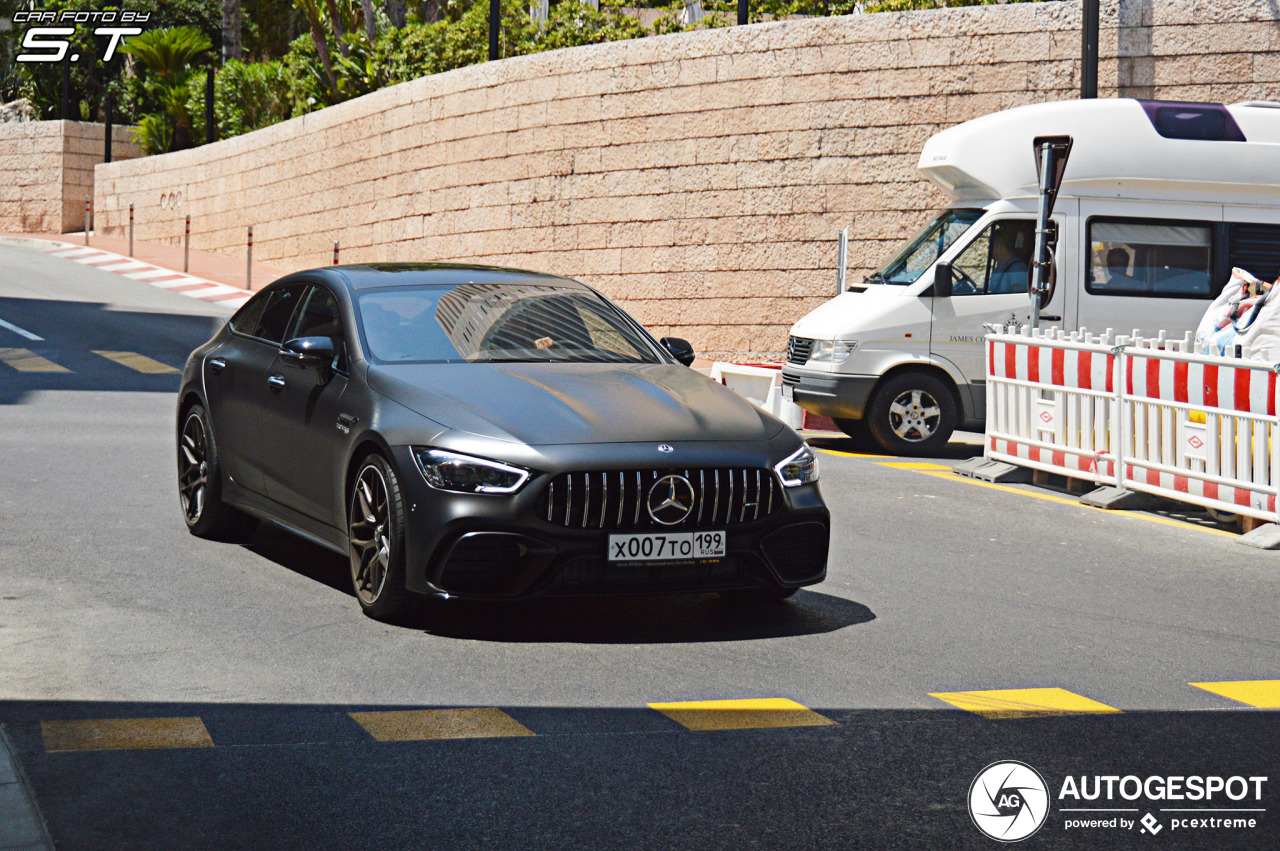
413;448;531;494
807;340;857;364
774;445;819;487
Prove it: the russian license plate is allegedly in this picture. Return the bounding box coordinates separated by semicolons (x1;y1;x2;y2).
781;383;794;400
608;531;726;562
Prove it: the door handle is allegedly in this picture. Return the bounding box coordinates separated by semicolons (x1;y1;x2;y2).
1040;314;1061;322
208;357;226;374
267;374;286;391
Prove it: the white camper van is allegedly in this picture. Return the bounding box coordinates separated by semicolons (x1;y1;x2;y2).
784;99;1280;455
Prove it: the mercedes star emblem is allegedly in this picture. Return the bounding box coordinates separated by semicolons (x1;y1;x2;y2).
647;474;695;526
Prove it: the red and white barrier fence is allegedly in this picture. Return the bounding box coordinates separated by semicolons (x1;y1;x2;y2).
986;327;1280;523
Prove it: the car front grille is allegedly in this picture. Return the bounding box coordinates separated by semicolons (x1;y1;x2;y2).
787;336;813;365
541;468;780;531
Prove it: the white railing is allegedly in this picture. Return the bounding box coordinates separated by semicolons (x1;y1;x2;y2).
986;327;1280;523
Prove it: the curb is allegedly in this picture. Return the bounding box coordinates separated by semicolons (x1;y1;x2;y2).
0;725;54;851
2;237;251;310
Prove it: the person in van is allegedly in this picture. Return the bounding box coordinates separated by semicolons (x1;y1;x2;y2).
988;229;1030;293
1105;247;1143;290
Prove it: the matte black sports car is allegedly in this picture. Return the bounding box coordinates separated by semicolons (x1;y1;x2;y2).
177;264;829;620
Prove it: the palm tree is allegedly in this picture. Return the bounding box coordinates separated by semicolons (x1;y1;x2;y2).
122;27;212;151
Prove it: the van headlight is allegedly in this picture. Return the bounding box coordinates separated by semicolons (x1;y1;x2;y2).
774;445;819;487
413;449;531;494
808;340;857;364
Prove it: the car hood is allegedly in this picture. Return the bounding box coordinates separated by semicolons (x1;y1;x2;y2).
368;362;786;446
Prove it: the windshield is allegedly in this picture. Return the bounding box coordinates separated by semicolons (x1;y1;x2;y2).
866;208;983;285
357;282;663;365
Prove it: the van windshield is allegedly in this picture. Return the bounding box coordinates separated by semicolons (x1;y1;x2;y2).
865;209;983;285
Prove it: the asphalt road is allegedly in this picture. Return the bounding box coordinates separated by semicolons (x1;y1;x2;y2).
0;244;1278;850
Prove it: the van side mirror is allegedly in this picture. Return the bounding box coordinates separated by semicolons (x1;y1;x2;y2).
933;262;953;298
660;337;696;366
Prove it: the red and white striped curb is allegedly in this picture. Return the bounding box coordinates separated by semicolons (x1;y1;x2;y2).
37;241;251;309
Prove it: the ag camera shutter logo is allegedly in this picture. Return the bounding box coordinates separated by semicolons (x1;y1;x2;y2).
969;761;1050;842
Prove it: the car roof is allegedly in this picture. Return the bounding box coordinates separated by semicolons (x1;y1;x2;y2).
281;263;591;293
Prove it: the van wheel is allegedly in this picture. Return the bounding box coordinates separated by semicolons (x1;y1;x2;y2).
866;372;957;456
833;417;869;441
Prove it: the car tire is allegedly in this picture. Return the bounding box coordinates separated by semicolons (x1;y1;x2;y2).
348;453;410;622
178;404;257;540
718;586;798;603
865;372;957;456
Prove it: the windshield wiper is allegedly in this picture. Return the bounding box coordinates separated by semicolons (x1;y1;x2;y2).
864;272;884;284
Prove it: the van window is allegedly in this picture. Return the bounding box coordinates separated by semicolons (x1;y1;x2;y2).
866;208;982;285
950;220;1036;295
1086;219;1213;297
1228;223;1280;282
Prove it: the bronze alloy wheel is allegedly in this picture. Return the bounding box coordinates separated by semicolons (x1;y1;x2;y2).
178;410;209;525
348;456;408;619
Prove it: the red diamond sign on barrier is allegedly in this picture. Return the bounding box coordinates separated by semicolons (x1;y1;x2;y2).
1188;435;1204;450
1039;411;1053;423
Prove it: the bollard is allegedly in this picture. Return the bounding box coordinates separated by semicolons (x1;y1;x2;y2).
128;203;134;256
333;241;339;265
84;195;90;245
247;225;253;290
183;214;191;272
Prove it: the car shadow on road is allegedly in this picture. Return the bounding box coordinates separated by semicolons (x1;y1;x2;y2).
244;525;876;644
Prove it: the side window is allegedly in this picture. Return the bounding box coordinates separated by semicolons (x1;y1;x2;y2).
286;286;348;373
229;291;269;335
1228;223;1280;283
1087;219;1213;297
251;285;306;343
951;220;1035;295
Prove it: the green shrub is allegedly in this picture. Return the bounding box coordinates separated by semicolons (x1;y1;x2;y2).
212;59;293;137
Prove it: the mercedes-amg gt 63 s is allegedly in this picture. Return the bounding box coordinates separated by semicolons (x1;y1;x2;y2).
177;264;830;620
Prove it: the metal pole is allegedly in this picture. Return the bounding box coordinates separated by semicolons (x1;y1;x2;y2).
104;93;113;163
205;67;216;145
84;195;90;245
246;225;253;289
489;0;500;60
737;0;747;26
1031;144;1053;330
1081;0;1099;99
333;241;339;265
184;214;190;272
128;203;134;256
835;227;848;297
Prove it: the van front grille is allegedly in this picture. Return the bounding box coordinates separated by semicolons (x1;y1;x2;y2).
787;337;814;365
541;468;779;531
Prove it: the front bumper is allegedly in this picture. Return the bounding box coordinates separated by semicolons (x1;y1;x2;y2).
782;368;878;420
391;447;830;600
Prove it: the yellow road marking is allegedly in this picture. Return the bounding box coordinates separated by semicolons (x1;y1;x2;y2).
914;470;1237;538
92;350;180;374
1190;680;1280;709
875;461;951;470
929;688;1121;720
349;708;535;742
41;717;214;752
814;448;890;459
0;347;69;373
648;698;836;731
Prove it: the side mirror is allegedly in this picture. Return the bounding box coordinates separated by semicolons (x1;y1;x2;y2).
280;336;335;370
660;337;696;367
932;262;953;298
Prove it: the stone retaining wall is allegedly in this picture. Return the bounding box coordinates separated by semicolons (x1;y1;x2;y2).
93;0;1280;358
1;121;140;233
